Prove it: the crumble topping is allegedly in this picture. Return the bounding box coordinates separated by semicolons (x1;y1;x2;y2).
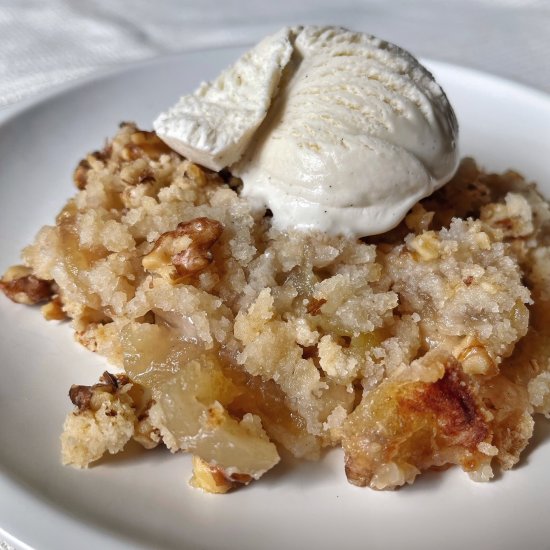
3;123;550;492
61;371;158;468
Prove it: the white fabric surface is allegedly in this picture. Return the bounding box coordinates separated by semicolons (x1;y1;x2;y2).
1;0;550;108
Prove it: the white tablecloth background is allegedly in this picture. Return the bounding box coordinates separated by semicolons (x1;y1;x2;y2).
1;0;550;109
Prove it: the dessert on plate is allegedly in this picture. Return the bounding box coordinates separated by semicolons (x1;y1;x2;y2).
2;26;550;493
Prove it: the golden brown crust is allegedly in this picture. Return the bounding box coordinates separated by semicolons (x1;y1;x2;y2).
342;355;493;489
401;362;489;450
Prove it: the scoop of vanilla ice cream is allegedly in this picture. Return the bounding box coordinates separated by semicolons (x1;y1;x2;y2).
155;26;459;237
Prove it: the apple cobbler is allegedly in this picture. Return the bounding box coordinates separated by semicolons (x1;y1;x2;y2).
2;122;550;492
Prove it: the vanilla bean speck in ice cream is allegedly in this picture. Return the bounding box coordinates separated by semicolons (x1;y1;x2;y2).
154;26;459;237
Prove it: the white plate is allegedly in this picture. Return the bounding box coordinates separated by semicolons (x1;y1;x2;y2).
1;48;550;550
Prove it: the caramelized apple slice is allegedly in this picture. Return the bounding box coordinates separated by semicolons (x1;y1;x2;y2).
342;354;494;489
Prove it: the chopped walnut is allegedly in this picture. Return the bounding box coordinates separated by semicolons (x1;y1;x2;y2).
172;218;224;276
72;143;112;189
120;127;173;161
69;385;94;411
41;297;66;321
0;265;55;305
69;371;130;411
190;455;252;494
142;217;223;282
73;159;91;190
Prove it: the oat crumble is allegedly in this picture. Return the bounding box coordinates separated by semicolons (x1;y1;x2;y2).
3;123;550;492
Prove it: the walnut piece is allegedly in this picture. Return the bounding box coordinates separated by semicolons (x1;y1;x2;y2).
73;159;92;190
0;265;55;305
190;455;253;494
142;217;223;282
69;371;130;411
72;142;114;189
120;125;173;161
41;298;66;321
